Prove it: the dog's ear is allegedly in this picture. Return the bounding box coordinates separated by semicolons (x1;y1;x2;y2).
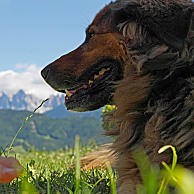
111;0;194;50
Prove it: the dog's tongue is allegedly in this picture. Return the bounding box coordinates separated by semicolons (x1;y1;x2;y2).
65;85;88;104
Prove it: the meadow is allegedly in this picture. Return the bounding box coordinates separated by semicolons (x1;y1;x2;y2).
2;139;194;194
0;137;115;194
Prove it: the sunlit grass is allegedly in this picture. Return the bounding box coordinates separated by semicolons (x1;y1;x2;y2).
2;141;194;193
0;144;113;193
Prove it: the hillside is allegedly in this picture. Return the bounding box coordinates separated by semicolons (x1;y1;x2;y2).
0;110;110;151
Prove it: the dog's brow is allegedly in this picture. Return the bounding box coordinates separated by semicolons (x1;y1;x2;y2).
85;27;92;36
86;27;94;34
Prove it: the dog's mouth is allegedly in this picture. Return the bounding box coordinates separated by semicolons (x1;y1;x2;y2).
64;67;111;103
59;59;123;111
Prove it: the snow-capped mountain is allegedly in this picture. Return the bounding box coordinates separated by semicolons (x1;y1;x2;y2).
0;90;65;113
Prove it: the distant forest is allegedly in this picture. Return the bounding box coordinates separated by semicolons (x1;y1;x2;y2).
0;110;111;151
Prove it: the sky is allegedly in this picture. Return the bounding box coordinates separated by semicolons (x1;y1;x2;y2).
0;0;111;98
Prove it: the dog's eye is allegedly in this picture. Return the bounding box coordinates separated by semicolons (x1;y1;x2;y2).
86;30;95;40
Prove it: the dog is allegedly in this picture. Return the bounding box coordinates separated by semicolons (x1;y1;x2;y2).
41;0;194;193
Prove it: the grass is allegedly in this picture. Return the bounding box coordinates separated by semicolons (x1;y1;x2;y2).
0;140;115;194
2;139;194;193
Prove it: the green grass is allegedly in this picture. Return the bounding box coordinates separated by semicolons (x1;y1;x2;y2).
0;146;112;193
2;140;194;193
0;139;115;194
135;145;194;194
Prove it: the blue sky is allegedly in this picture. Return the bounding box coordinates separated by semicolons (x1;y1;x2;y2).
0;0;110;71
0;0;111;98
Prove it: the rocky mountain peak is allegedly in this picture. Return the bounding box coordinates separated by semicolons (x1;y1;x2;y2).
0;90;65;113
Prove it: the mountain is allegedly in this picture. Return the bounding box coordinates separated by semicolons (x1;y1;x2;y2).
0;90;102;118
0;90;64;113
0;109;110;151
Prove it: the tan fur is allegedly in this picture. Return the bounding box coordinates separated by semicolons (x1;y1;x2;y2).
81;144;116;170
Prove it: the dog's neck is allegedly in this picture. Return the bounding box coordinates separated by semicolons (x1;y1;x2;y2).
105;38;194;165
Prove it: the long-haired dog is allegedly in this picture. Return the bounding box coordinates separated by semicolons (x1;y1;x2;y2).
41;0;194;193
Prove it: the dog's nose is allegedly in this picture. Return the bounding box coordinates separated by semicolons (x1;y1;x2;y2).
41;66;50;80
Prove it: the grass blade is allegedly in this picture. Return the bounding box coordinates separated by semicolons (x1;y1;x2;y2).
8;99;49;154
75;135;81;194
157;145;178;194
106;161;117;194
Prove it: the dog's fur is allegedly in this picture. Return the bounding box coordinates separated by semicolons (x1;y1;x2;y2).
42;0;194;193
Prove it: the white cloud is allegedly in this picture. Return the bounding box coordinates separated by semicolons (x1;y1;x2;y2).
0;64;59;99
15;63;28;69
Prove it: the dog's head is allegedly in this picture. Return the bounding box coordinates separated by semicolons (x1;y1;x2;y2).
41;0;193;112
